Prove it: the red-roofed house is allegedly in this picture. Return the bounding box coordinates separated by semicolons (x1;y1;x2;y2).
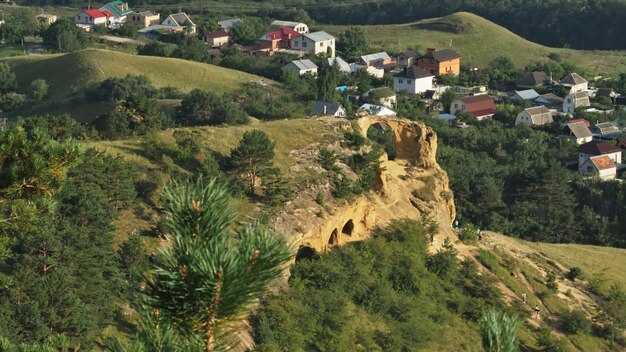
578;140;621;180
579;155;616;180
568;118;590;127
74;9;113;26
203;30;229;47
260;27;301;51
450;95;496;121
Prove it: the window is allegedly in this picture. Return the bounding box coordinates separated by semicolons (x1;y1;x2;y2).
454;103;458;109
587;166;593;172
320;42;324;47
294;41;298;47
407;79;411;84
567;98;572;103
399;79;403;84
303;41;307;47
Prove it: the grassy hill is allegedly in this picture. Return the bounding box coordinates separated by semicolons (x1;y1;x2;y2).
2;49;271;121
320;12;626;76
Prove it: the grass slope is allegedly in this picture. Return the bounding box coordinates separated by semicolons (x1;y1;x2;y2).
321;12;626;75
4;49;267;100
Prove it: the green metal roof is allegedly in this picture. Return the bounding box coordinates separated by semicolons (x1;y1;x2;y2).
100;0;133;18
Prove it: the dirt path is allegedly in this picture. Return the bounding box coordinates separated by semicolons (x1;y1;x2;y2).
98;35;144;45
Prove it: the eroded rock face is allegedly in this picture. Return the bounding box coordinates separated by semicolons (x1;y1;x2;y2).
271;116;455;257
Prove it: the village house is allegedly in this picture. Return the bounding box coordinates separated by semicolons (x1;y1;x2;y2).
127;11;160;28
561;73;588;93
592;122;619;137
578;140;621;180
310;101;346;117
218;18;243;32
37;13;57;25
282;59;318;76
203;30;230;47
363;87;396;109
327;57;351;73
392;66;434;95
99;0;133;25
565;120;593;145
271;20;308;34
563;91;591;114
395;49;420;69
450;95;497;120
359;103;396;117
595;88;618;101
260;27;301;51
579;155;617;180
511;89;540;103
357;52;392;69
516;71;552;90
534;93;563;109
515;106;553;126
415;48;461;76
162;12;196;35
290;31;335;57
74;9;113;27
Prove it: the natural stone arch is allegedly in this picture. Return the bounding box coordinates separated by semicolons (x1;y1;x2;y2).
295;245;318;262
356;116;438;167
328;228;339;247
342;219;354;236
367;122;395;160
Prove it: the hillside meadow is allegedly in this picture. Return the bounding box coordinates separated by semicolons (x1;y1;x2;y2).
1;49;272;121
320;12;626;76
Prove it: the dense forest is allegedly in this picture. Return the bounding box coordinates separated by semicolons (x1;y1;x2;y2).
434;122;626;248
19;0;626;50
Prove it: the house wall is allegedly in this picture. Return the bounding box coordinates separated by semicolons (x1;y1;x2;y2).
416;57;460;76
393;76;433;95
395;55;416;69
563;96;576;113
290;36;335;57
128;13;159;28
569;82;588;93
205;35;229;47
450;100;466;116
515;111;533;126
74;13;108;25
579;151;622;167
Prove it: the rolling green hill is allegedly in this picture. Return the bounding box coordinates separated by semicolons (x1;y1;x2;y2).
2;49;272;121
321;12;626;75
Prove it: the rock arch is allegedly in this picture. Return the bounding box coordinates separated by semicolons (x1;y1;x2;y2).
328;228;339;247
342;219;354;236
357;115;438;167
295;245;318;262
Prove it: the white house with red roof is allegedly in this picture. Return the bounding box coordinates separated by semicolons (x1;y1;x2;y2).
74;9;113;27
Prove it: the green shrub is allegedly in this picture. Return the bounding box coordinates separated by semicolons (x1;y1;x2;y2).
560;310;591;334
546;274;558;293
566;267;583;281
459;224;479;243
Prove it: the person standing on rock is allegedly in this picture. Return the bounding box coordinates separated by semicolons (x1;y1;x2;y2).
522;292;527;304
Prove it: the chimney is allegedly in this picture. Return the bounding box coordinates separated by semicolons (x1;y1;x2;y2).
427;48;435;54
323;105;327;115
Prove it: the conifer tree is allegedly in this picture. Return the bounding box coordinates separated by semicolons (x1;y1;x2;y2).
140;179;292;352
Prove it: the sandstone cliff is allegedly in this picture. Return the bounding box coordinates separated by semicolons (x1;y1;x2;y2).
270;116;456;258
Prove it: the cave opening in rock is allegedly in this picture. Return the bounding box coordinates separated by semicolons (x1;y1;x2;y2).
328;229;339;247
342;219;354;236
367;123;396;160
295;246;318;262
